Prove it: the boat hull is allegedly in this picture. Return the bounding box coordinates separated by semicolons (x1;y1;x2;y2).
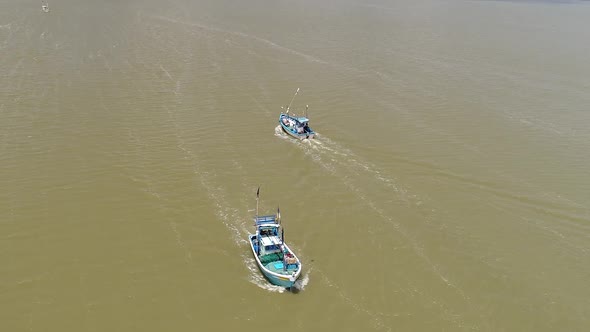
280;122;315;140
248;234;301;288
279;113;315;140
262;270;297;288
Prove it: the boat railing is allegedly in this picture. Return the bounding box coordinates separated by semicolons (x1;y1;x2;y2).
254;214;278;225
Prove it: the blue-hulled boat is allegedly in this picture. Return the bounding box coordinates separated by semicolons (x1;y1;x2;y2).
279;88;316;140
279;113;315;140
248;189;302;288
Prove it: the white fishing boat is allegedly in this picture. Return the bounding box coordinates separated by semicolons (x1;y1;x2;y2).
248;188;302;288
278;88;316;140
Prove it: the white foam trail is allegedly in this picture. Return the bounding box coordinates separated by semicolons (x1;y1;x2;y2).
163;105;246;246
160;64;174;81
501;109;582;139
293;269;311;291
277;132;466;299
165;107;292;288
248;95;271;116
148;15;331;66
314;268;391;331
274;124;287;138
122;124;194;264
310;138;323;145
148;15;448;104
280;132;412;203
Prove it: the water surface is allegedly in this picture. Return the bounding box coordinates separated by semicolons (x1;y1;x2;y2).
1;0;590;330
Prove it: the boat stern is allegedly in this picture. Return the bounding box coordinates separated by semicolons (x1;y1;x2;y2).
266;271;300;288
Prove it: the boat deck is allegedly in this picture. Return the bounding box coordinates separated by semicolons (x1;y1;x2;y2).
249;234;300;277
264;260;299;275
279;113;315;138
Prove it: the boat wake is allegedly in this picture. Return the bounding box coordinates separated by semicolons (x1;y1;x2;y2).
160;107;273;294
277;127;419;207
314;267;391;330
274;124;319;142
275;129;468;299
292;269;310;291
274;124;285;137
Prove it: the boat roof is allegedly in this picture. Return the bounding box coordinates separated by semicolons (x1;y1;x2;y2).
254;214;279;225
260;235;281;247
280;113;309;123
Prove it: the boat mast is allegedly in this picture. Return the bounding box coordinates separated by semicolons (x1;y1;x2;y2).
286;88;299;114
282;226;286;271
279;207;286;270
256;187;260;221
305;105;309;118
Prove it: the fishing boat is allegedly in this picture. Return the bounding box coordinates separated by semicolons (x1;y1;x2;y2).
248;188;302;288
41;1;50;12
279;88;316;140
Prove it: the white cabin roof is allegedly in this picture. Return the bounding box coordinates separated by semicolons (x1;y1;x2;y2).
260;235;281;247
258;223;279;228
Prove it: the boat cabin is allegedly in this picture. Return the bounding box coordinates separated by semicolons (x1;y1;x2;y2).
253;215;283;256
257;225;282;255
295;117;309;124
280;114;312;135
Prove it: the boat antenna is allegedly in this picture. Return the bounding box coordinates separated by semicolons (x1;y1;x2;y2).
255;186;260;221
286;88;299;114
277;205;281;224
